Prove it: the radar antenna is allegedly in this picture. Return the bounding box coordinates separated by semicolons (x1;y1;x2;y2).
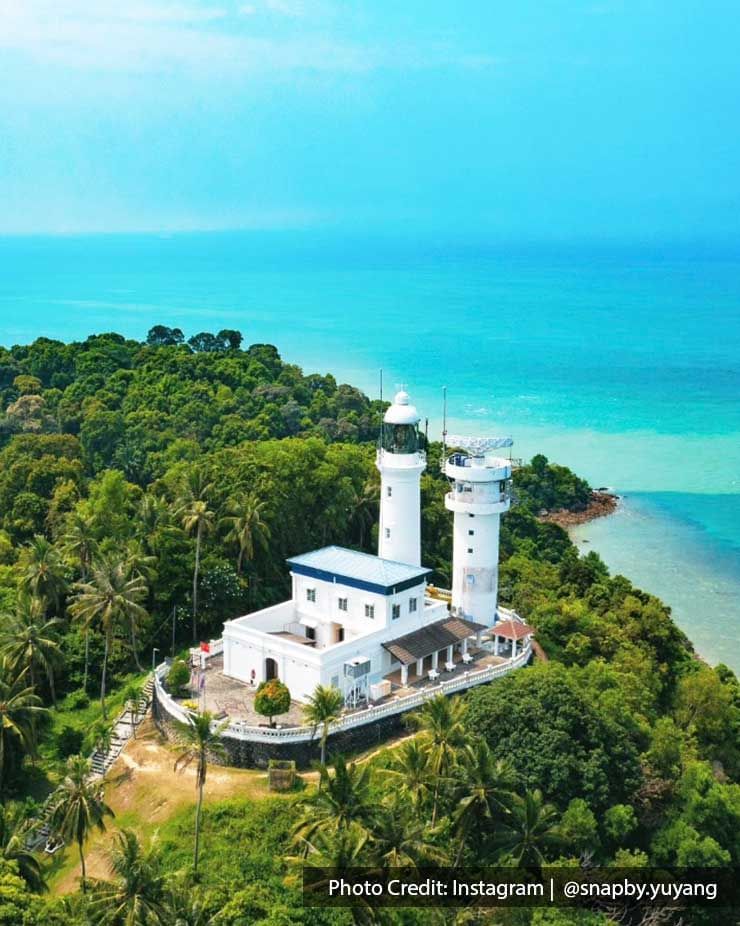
446;435;514;457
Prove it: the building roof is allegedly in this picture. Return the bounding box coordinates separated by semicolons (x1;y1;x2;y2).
286;546;430;596
383;616;487;665
493;618;534;641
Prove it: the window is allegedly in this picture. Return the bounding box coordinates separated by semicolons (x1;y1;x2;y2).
387;485;392;497
365;604;375;619
467;547;473;554
385;527;391;539
469;513;475;518
306;588;316;603
338;597;348;612
468;529;474;536
409;597;417;613
305;625;316;641
392;604;401;620
331;675;339;689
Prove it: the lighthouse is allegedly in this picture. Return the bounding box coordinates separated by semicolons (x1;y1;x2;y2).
444;436;512;626
376;390;426;566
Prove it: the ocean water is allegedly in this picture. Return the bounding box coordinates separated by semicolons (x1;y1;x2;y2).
0;232;738;670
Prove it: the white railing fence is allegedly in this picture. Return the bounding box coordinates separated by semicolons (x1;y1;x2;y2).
154;638;531;746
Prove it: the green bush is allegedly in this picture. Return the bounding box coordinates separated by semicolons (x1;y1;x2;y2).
167;659;191;696
56;725;84;758
66;689;90;711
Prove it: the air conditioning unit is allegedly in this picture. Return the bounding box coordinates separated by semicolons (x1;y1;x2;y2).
344;658;371;679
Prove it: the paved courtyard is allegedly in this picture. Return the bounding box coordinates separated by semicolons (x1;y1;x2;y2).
175;642;512;727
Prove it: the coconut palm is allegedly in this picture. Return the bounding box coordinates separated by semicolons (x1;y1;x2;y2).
48;755;114;893
288;824;374;926
69;558;148;718
348;477;377;550
89;829;165;925
452;740;516;863
172;711;227;873
380;738;435;814
0;663;45;797
495;788;561;867
164;876;212;926
124;682;143;739
220;490;271;575
175;471;216;642
60;513;99;688
0;804;46;892
293;755;375;848
303;684;344;767
18;535;67;613
370;798;448;867
410;694;469;823
0;596;63;704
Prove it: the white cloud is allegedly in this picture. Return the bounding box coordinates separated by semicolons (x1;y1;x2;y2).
0;0;498;77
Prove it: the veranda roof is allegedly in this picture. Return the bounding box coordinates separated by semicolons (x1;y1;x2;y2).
492;618;534;641
382;616;486;665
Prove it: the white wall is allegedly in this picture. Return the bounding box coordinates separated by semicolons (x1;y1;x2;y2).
377;451;425;566
451;508;501;626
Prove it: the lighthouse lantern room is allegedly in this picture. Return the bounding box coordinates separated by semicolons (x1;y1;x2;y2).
376;390;426;566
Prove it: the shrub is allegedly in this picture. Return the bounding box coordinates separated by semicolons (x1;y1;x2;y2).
254;679;291;727
56;725;84;758
167;659;191;696
66;689;89;711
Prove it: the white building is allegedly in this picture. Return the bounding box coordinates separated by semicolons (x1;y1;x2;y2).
220;390;524;705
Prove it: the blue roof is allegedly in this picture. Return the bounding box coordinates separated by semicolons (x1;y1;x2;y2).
286;546;430;596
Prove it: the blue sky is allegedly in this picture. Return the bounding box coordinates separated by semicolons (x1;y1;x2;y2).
1;0;739;239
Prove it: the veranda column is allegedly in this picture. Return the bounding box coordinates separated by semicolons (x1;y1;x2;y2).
431;650;439;670
511;638;517;658
446;645;454;664
401;664;409;686
462;638;469;655
416;658;424;678
494;635;500;656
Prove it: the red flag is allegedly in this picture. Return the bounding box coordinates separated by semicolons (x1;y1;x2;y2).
200;641;210;653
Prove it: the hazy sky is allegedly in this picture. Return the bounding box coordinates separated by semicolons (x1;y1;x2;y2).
1;0;739;239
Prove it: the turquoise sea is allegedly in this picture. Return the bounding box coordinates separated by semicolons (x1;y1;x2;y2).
1;232;738;670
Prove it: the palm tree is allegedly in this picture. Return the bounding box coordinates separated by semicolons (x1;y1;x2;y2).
175;471;216;642
380;739;434;814
220;490;271;575
124;682;143;739
453;740;515;864
302;684;344;767
0;596;63;704
348;478;377;550
495;788;561;867
69;558;148;718
410;694;469;824
369;798;448;868
0;804;46;892
48;754;114;893
60;514;98;689
172;711;227;873
164;876;212;926
18;535;67;613
0;663;45;797
293;755;375;848
89;829;165;925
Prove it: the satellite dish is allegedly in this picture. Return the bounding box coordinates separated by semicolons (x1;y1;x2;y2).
446;435;513;456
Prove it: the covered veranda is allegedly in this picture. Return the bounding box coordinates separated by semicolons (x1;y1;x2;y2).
383;616;488;686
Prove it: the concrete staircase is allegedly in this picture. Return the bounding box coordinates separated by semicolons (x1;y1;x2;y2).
28;676;154;853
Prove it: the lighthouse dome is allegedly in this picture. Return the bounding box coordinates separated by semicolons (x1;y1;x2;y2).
384;390;420;425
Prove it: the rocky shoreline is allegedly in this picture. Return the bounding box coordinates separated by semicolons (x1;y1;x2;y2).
538;490;619;528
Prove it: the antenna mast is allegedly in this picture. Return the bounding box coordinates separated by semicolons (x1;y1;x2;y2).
378;369;383;449
441;386;448;470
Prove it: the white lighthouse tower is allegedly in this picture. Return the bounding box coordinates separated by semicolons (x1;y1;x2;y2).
376;390;426;566
444;436;512;627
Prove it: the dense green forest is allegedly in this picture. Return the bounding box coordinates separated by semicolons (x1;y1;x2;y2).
0;328;737;925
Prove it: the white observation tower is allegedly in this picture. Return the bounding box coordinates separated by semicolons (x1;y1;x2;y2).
444;436;512;626
376;390;426;566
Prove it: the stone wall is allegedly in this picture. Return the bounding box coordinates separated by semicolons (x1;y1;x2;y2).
153;690;409;769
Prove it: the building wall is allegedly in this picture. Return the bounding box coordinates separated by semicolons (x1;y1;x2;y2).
451;507;501;626
377;451;425;566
